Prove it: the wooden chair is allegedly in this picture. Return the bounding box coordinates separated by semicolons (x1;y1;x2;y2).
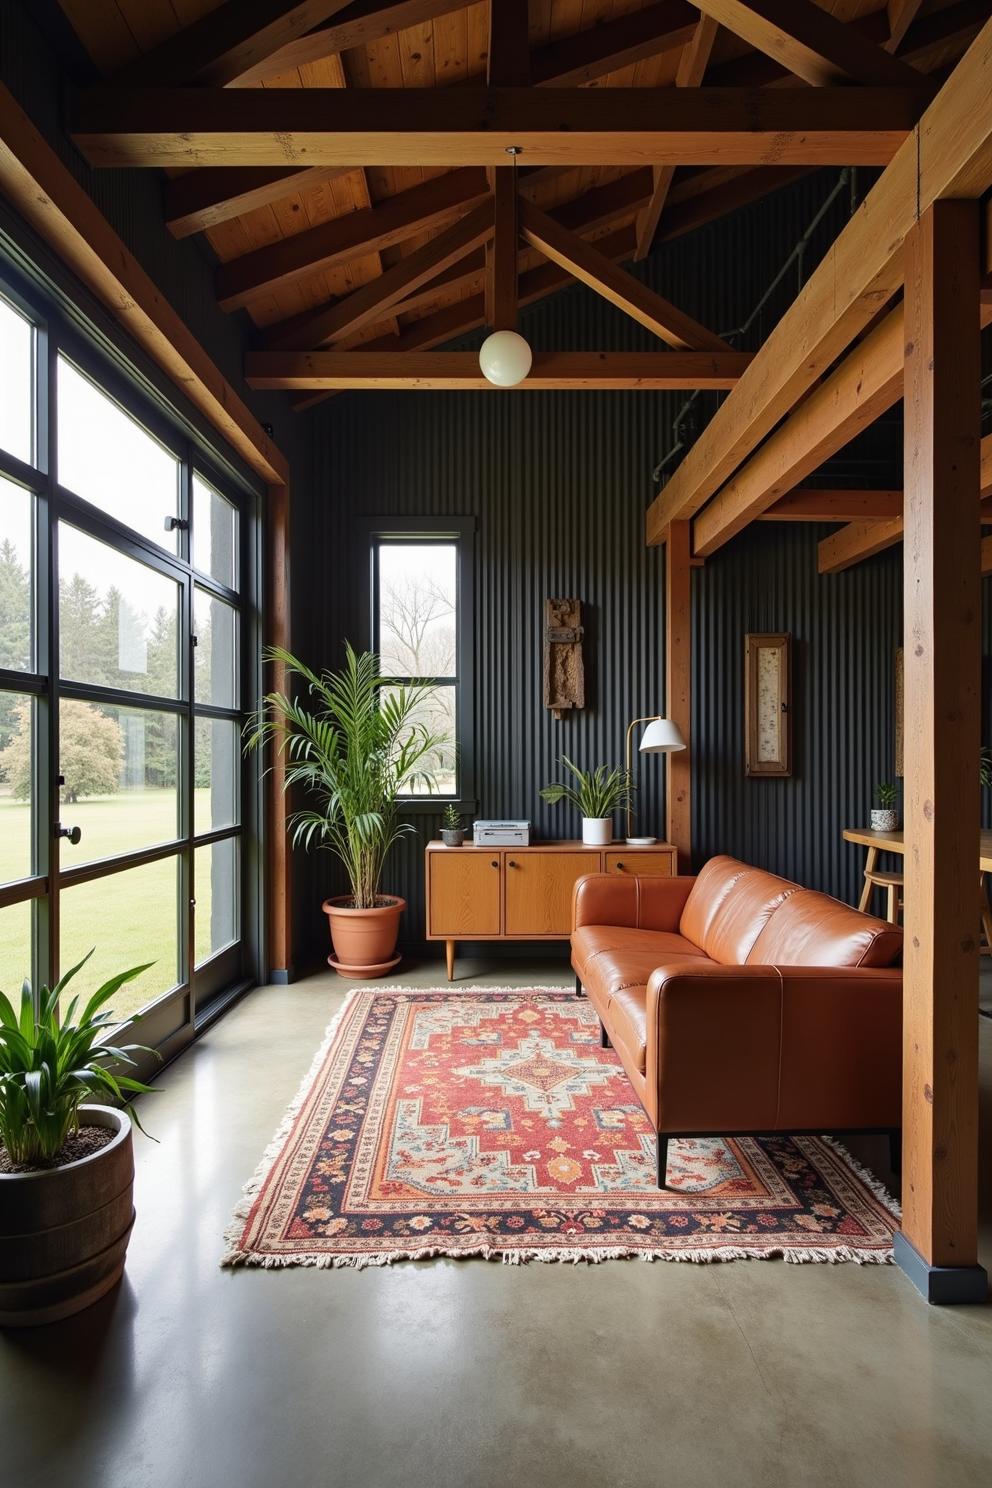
863;868;904;925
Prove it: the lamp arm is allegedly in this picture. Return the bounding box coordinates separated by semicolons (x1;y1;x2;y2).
624;714;661;838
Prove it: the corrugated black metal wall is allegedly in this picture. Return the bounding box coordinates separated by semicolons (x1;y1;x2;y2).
301;172;991;968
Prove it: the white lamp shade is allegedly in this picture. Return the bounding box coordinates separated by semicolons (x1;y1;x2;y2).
639;717;685;754
479;330;532;388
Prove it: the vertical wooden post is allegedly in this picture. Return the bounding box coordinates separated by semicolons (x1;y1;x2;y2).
665;519;692;871
266;482;293;982
896;200;987;1303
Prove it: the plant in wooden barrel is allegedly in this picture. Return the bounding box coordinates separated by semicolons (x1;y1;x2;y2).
0;954;156;1327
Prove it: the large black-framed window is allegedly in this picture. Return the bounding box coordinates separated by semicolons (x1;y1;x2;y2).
363;517;475;808
0;264;260;1063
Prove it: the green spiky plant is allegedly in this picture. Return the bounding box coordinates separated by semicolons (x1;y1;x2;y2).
0;953;157;1167
875;782;898;810
247;643;447;909
442;802;462;831
540;755;633;820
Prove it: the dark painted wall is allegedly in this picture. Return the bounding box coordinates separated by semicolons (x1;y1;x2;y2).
302;172;982;968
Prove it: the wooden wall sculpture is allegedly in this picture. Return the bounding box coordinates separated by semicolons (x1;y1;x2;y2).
543;598;584;721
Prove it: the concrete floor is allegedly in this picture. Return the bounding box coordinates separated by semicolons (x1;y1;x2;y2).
4;956;992;1488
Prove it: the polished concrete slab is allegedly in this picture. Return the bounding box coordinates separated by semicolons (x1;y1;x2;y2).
3;957;992;1488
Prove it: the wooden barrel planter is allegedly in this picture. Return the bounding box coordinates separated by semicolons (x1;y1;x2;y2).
0;1105;135;1328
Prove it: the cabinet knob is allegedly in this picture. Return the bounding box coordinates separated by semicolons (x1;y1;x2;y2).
616;861;625;871
490;859;499;869
508;860;519;868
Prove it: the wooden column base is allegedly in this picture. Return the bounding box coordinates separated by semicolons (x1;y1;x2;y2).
893;1232;988;1305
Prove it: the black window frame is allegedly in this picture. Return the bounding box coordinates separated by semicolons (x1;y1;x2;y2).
359;516;476;813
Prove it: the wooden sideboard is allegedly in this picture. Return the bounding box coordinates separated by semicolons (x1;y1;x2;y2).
425;839;677;979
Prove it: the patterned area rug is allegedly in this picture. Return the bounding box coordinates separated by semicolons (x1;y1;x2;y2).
223;988;899;1269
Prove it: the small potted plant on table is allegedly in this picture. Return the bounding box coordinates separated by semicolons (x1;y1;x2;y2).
540;755;632;846
871;782;899;832
440;802;466;846
0;954;156;1327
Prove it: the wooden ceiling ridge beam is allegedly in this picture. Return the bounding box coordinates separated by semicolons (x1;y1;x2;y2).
70;87;926;171
690;0;932;88
519;197;731;353
115;1;356;88
635;13;719;262
644;18;992;547
245;349;755;391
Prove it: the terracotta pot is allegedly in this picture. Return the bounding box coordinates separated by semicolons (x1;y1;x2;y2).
0;1105;134;1328
322;895;406;979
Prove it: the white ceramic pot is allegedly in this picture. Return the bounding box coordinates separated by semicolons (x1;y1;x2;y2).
870;808;898;832
582;817;613;846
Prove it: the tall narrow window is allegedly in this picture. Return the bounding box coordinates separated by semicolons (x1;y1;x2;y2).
370;525;473;801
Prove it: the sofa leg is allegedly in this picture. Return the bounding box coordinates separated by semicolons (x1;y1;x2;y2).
888;1129;902;1175
656;1134;670;1190
600;1022;611;1049
575;973;585;998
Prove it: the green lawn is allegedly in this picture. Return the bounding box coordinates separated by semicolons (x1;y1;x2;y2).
0;789;235;1019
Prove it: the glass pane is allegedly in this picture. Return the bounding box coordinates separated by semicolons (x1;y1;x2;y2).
59;856;179;1019
194;838;238;967
57;358;179;549
0;693;33;883
0;477;34;672
59;702;179;866
193;474;238;590
0;296;34;465
194;716;240;836
194;588;238;709
383;683;456;796
378;543;456;679
59;523;180;697
0;900;32;1004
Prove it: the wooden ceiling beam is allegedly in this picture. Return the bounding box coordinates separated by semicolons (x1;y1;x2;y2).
164;164;354;239
216;166;489;311
519;197;730;352
265;198;494;350
116;1;356;88
531;2;698;86
634;14;719;261
69;87;925;170
759;490;904;522
490;170;518;332
690;0;930;87
645;19;992;545
233;1;469;86
487;0;530;87
246;349;754;391
886;0;926;53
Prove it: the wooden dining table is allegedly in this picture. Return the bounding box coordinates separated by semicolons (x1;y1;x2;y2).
843;825;992;943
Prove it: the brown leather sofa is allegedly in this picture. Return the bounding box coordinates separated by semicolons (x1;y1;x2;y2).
571;855;903;1186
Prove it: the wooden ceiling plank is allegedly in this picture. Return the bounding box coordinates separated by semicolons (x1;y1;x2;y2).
116;1;357;88
690;0;931;87
245;348;754;390
760;489;904;522
634;14;719;261
886;0;926;53
164;163;355;238
216;166;490;310
531;1;698;86
69;86;925;169
264;196;494;347
519;197;731;352
645;19;992;546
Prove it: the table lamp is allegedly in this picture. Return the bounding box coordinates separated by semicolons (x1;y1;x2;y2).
624;715;686;842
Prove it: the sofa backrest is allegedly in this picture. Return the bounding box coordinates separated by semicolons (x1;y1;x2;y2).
680;855;902;969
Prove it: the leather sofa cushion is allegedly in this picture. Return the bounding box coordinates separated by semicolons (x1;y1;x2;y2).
679;855;799;965
608;983;649;1073
572;926;710;995
747;889;902;968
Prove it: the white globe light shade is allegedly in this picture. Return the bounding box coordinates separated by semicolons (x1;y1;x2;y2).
479;330;532;387
639;717;685;754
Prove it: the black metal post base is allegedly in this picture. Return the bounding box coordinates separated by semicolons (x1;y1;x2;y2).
656;1134;669;1189
574;973;585;998
893;1232;989;1305
600;1022;611;1049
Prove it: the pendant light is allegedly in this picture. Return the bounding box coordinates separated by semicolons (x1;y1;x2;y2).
479;147;531;388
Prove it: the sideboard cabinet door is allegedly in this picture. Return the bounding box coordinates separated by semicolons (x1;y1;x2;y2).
605;851;675;877
504;852;596;937
429;852;501;937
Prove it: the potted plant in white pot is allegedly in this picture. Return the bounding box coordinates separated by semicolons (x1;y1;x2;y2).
0;954;156;1327
249;642;446;978
871;782;899;832
540;755;632;846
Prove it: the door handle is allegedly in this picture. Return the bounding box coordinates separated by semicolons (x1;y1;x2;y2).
490;859;499;868
57;823;82;846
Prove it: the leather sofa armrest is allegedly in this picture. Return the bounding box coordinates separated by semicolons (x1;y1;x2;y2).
572;873;696;933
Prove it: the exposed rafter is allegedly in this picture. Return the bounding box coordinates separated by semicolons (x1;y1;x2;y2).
759;490;904;523
69;87;925;170
163;164;354;239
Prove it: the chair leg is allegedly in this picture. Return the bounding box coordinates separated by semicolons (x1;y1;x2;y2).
888;1129;902;1174
656;1134;670;1189
575;973;585;998
886;882;899;924
600;1022;611;1049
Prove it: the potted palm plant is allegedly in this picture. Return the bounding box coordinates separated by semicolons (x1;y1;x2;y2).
249;643;446;978
0;953;156;1327
540;755;633;846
